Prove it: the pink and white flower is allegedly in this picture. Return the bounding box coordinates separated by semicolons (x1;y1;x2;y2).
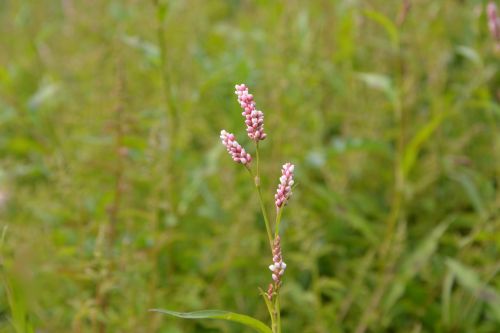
235;84;267;142
266;236;286;300
275;163;295;208
487;2;500;47
220;130;252;165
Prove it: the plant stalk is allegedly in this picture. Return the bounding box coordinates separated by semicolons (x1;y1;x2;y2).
255;142;273;248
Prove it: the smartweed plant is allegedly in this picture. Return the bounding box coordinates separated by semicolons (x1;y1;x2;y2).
151;84;295;333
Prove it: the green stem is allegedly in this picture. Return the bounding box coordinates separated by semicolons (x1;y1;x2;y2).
155;0;178;128
154;0;179;217
252;142;280;331
274;207;283;238
246;163;273;250
256;141;260;177
255;142;273;248
258;186;274;249
276;297;281;333
380;40;405;259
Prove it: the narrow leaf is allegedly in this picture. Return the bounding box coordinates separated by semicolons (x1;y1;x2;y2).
450;173;486;218
356;72;396;105
258;288;275;323
455;46;482;66
363;10;399;48
383;220;450;312
403;111;446;176
446;259;500;321
150;309;272;333
441;271;454;327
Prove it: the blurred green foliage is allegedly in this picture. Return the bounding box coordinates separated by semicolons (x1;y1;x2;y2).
0;0;499;332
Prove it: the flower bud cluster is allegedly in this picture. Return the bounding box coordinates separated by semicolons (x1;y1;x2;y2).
220;130;252;165
275;163;295;208
266;235;286;300
235;84;267;142
488;2;500;49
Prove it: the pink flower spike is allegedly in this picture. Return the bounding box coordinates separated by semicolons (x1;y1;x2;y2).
487;2;500;47
235;84;267;142
220;130;252;166
268;236;286;288
275;163;295;208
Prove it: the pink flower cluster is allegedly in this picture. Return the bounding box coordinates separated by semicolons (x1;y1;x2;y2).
275;163;295;208
266;236;286;300
488;2;500;43
220;130;252;165
235;84;267;142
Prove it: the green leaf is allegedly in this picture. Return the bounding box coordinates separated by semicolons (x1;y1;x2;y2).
383;220;450;312
356;72;397;105
121;35;160;65
455;46;482;66
441;271;454;327
2;275;35;333
446;259;500;321
403;111;447;176
363;10;399;48
157;1;169;22
258;287;275;323
150;309;272;333
343;210;378;245
27;81;59;112
450;172;486;219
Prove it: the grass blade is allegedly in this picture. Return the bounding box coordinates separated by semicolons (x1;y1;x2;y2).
383;220;450;312
446;259;500;322
150;309;272;333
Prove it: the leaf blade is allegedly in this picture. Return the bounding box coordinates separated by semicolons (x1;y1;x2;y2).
150;309;272;333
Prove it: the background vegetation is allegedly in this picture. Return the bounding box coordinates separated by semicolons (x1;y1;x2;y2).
0;0;499;332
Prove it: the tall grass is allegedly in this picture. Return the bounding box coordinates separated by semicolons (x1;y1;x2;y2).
0;1;498;332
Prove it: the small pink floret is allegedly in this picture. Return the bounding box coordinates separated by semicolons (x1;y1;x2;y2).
235;84;267;142
275;163;295;208
487;2;500;42
220;130;252;166
268;235;286;287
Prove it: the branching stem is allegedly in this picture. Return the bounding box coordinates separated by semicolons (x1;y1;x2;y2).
246;144;273;250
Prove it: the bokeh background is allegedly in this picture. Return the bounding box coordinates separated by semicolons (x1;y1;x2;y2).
0;0;499;332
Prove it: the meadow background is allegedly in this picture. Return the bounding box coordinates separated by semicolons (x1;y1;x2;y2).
0;0;499;332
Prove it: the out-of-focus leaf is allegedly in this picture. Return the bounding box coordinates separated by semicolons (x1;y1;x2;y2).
7;137;44;155
2;275;35;333
363;10;399;48
441;271;454;327
356;72;396;105
334;9;355;62
156;0;170;22
0;99;16;121
27;81;58;112
121;35;160;65
258;288;274;321
446;259;500;321
343;210;378;245
383;220;450;312
150;309;272;333
456;46;482;66
451;173;486;218
317;277;345;293
306;150;326;168
403;111;447;176
329;137;391;155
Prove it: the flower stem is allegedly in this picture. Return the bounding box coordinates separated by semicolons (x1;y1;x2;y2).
274;207;283;238
257;185;274;250
276;297;282;333
247;143;273;250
